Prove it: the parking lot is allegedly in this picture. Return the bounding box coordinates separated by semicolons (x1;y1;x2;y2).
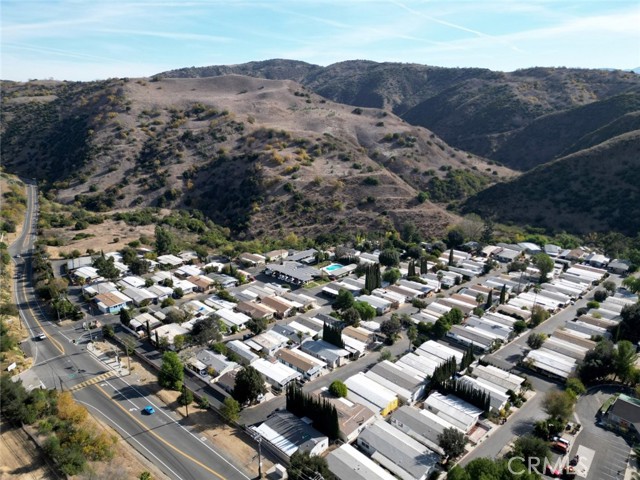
574;387;633;480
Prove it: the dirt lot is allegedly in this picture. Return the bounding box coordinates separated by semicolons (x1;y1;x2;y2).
0;420;57;480
44;219;156;259
91;340;271;478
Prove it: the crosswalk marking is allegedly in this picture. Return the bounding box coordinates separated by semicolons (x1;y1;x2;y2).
69;371;117;392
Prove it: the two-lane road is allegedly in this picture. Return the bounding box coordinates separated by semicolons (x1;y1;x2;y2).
11;179;255;479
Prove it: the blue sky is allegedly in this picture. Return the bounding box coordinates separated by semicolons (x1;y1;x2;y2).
2;0;639;81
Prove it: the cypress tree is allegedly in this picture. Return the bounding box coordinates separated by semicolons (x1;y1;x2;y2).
500;285;507;305
408;260;416;278
374;264;382;289
485;290;493;310
420;257;428;275
448;249;454;266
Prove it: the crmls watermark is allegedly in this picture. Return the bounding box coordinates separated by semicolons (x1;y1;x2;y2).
507;455;588;475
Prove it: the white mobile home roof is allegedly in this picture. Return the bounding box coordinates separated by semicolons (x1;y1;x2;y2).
482;311;517;327
543;336;590;360
459;375;508;411
396;352;439;377
425;301;452;316
525;348;576;378
156;254;183;266
473;365;525;392
417;340;464;364
412;311;440;325
327;444;396;480
358;420;438;480
227;340;260;364
424;392;482;432
215;308;250;328
345;373;397;412
465;317;511;341
252;358;301;386
358;294;392;310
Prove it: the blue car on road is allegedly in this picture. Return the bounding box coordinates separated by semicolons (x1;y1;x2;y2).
142;405;155;415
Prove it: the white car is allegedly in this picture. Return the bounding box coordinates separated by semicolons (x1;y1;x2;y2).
37;333;47;341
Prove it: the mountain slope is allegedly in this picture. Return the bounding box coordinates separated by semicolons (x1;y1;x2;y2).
1;76;513;239
489;93;640;170
159;60;640;170
462;131;640;235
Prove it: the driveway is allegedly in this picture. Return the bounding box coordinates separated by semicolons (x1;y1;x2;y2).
574;387;633;480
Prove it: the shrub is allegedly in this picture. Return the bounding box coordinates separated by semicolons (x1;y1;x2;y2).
593;290;608;302
329;380;347;398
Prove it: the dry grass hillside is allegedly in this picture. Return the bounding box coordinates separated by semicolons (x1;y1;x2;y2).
1;75;514;239
160;60;640;170
463;130;640;235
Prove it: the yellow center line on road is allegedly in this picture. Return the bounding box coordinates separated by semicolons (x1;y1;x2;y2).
17;189;65;356
93;384;227;480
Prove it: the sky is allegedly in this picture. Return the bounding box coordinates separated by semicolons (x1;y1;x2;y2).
2;0;639;81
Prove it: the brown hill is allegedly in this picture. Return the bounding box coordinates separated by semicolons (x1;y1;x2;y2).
160;60;640;170
462;131;640;236
1;76;513;239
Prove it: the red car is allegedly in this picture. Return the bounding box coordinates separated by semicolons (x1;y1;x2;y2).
545;465;561;477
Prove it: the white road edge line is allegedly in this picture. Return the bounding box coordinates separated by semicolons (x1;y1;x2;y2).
76;399;184;480
104;377;251;480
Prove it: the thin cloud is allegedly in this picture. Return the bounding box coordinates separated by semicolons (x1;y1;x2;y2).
4;42;120;63
96;28;231;43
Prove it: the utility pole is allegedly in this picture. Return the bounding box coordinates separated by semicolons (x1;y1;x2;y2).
250;430;264;479
256;434;263;479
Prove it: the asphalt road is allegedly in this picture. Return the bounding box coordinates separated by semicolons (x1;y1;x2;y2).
461;273;626;466
11;180;254;480
574;387;632;480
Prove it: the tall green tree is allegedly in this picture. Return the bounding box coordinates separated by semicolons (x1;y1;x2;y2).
220;397;240;423
541;391;575;420
158;351;184;390
383;268;401;285
380;317;401;344
531;253;554;283
511;435;550;466
485;290;493;309
333;288;354;310
614;340;638;383
499;284;507;304
579;339;615;382
379;249;400;267
92;255;120;280
407;259;416;278
233;366;266;405
353;301;375;321
620;302;640;343
438;427;466;459
155;225;177;255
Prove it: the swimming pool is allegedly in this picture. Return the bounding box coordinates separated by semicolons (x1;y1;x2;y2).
324;263;343;272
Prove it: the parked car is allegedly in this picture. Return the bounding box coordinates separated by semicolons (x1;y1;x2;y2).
552;441;568;454
142;405;155;415
545;465;561;477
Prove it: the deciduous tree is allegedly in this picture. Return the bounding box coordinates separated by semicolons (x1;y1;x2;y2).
233;366;266;405
438;427;466;459
158;351;183;390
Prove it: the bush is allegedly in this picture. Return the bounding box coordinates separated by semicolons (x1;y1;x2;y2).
329;380;347;398
593;290;608;302
586;300;600;309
